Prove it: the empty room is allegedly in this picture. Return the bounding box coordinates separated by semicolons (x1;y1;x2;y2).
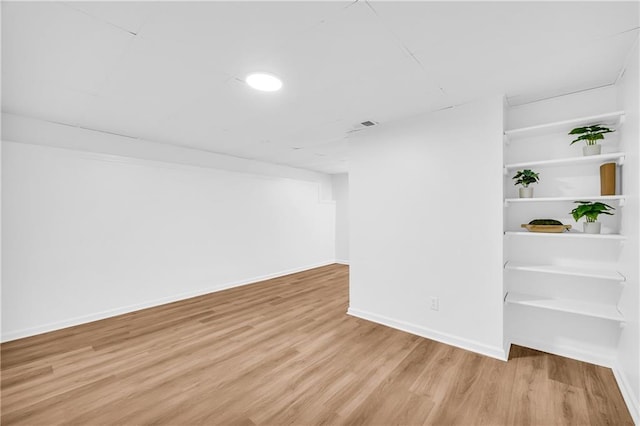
1;1;639;424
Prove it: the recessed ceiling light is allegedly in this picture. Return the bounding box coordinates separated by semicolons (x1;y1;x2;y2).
246;73;283;92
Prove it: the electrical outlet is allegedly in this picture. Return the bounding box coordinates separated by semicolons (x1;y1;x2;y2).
430;297;439;311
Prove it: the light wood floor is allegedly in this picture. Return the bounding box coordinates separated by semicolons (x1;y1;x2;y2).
1;264;632;425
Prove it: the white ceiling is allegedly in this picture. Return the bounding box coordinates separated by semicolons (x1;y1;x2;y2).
2;1;638;174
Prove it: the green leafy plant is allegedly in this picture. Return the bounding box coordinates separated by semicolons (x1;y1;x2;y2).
512;169;540;188
569;124;614;146
570;201;615;223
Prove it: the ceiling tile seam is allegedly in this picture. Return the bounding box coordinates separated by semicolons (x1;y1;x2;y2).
74;34;141;125
614;31;640;86
3;111;332;173
363;0;446;95
54;3;145;121
60;2;139;36
226;0;362;85
505;83;617;108
531;26;640;69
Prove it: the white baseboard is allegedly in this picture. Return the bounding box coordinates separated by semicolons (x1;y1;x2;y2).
1;260;336;343
507;335;615;368
335;259;350;265
347;307;507;361
613;362;640;425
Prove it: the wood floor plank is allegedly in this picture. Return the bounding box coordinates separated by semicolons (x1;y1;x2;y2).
0;264;633;425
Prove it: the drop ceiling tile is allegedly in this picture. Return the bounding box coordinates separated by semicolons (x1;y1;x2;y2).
138;2;346;75
1;2;133;96
372;2;639;62
149;78;290;146
505;31;639;102
413;24;638;108
93;36;229;105
61;1;159;35
246;1;419;98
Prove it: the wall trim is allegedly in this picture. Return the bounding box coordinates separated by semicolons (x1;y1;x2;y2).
507;336;614;368
347;307;507;361
1;260;336;343
613;361;640;425
335;259;350;265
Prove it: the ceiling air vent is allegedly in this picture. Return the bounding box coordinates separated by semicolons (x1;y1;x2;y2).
347;120;379;134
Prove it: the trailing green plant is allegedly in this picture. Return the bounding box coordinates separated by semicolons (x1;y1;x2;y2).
512;169;540;187
568;124;614;146
570;201;615;223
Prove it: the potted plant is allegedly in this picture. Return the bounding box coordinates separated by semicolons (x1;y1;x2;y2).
569;124;614;156
569;201;615;234
512;169;540;198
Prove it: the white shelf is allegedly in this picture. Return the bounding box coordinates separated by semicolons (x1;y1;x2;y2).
504;261;625;282
504;111;626;141
504;152;625;172
505;292;623;322
504;231;626;241
504;195;625;205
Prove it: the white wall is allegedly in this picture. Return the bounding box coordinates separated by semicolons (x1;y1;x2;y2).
616;36;640;423
1;117;336;341
332;173;349;264
348;96;505;359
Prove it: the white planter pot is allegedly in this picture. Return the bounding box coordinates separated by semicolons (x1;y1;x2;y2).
583;222;601;234
519;187;534;198
583;144;602;156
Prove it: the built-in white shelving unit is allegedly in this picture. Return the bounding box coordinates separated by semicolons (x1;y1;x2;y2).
504;261;625;282
504;110;626;141
504;152;625;172
503;105;628;365
505;292;624;322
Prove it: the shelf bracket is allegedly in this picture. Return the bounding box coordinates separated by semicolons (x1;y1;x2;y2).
619;197;626;207
504;199;510;208
618;155;625;167
503;134;510;146
615;305;625;327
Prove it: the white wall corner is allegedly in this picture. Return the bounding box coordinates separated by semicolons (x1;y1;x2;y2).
347;307;508;362
613;361;640;425
503;340;512;360
2;260;336;343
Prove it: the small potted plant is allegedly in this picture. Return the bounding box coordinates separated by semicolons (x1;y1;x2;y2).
569;124;614;156
512;169;540;198
569;201;615;234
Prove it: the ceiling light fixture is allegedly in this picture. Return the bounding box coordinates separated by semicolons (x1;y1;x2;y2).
246;73;283;92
